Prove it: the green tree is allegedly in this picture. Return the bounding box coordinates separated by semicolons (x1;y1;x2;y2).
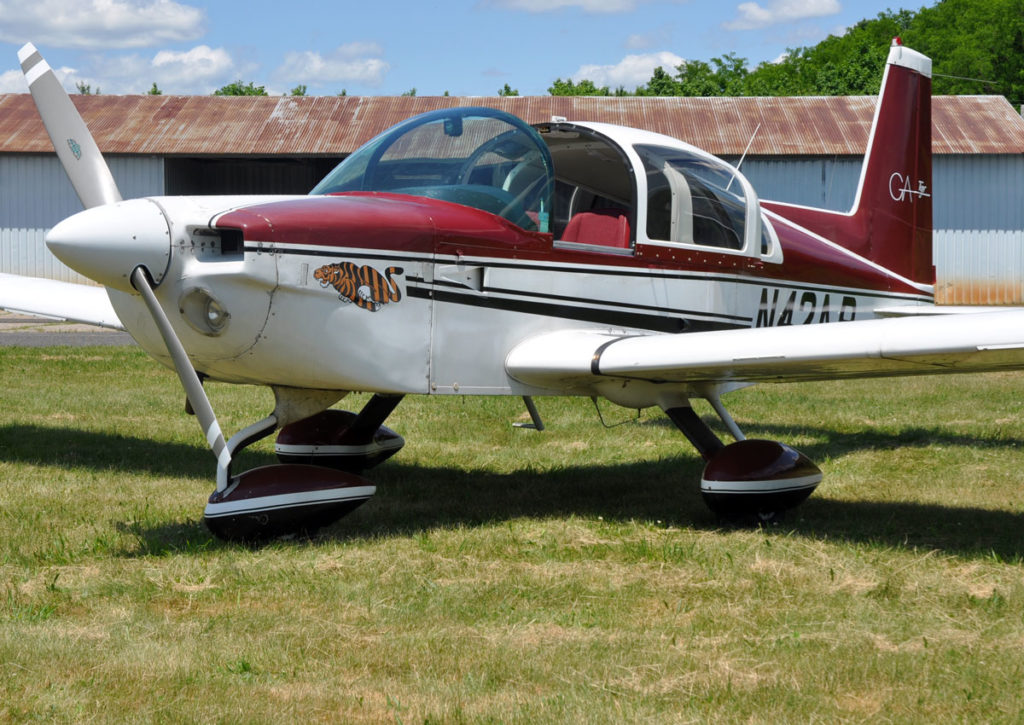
674;59;721;96
548;78;610;96
583;1;1023;103
637;66;681;96
905;0;1024;102
634;54;751;97
289;84;307;96
498;83;519;96
213;80;268;96
147;82;162;95
402;87;417;97
75;81;99;95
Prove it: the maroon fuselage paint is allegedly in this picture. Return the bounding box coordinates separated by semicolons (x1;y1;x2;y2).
215;191;930;301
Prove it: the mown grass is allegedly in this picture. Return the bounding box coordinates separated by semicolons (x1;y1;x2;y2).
2;345;1024;722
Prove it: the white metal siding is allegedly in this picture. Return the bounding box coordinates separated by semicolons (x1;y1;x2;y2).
0;155;163;282
934;230;1024;304
933;155;1024;230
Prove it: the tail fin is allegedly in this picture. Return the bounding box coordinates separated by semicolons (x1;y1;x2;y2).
763;39;934;286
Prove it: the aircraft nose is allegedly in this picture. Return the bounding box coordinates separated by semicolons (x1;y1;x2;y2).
46;198;171;294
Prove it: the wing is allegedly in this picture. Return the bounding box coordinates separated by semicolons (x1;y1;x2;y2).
505;310;1024;395
0;273;124;330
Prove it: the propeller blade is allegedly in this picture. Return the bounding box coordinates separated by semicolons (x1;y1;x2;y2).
130;265;236;490
18;43;122;209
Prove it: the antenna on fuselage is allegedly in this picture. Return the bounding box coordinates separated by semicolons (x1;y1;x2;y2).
727;122;761;192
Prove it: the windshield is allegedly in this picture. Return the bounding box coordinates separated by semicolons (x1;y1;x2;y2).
312;107;554;232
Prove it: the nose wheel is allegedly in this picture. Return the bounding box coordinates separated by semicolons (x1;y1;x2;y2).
204;463;375;542
131;265;379;542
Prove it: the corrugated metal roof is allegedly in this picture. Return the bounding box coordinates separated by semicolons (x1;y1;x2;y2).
1;93;1023;157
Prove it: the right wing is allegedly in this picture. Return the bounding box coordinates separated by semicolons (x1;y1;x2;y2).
506;309;1024;395
0;273;124;330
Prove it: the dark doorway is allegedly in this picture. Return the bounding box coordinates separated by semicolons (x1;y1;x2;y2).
165;157;344;195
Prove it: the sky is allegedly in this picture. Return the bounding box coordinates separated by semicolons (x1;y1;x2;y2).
0;0;915;97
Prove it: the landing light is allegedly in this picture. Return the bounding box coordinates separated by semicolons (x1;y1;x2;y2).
179;288;230;336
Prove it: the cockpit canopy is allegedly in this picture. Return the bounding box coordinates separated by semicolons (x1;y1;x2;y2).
312;107;772;257
311;107;555;233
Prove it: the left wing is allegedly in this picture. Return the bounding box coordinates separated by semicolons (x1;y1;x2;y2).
506;309;1024;394
0;273;123;330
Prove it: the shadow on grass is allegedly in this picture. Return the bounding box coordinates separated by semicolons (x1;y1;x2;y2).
0;423;216;479
3;422;1024;561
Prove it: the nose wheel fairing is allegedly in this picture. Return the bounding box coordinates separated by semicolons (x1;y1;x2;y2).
204;465;375;542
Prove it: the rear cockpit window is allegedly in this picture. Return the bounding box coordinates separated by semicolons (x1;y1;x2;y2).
637;144;748;251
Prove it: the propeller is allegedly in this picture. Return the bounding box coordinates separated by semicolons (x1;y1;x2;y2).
18;43;121;209
20;43;242;490
129;265;245;491
23;44;376;540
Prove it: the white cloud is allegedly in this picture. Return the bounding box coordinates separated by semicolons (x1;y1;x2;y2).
489;0;636;13
275;43;390;87
0;61;94;93
150;45;236;89
572;51;685;89
723;0;840;31
0;0;205;49
39;45;242;94
0;67;27;92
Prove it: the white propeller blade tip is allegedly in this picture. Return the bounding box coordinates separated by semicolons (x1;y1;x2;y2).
18;43;38;63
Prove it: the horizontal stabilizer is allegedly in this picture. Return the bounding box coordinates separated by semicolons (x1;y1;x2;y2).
0;273;124;330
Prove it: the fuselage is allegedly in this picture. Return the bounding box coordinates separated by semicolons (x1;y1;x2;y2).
104;187;932;398
52;106;933;401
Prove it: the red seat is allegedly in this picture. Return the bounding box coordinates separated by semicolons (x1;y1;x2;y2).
561;209;631;248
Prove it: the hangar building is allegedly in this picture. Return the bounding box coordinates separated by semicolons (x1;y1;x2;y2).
1;93;1023;304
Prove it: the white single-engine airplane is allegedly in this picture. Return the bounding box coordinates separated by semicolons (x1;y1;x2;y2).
5;40;1024;541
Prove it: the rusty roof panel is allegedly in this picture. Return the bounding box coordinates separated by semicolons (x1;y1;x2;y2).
2;93;1023;157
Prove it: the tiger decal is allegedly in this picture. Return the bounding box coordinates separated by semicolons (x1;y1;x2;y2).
313;262;404;312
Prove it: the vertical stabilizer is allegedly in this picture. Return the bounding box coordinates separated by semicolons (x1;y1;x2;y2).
763;40;934;286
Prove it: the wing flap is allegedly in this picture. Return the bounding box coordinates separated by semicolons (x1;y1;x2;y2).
506;310;1024;392
0;273;124;330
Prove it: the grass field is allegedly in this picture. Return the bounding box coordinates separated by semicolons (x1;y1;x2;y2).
2;344;1024;723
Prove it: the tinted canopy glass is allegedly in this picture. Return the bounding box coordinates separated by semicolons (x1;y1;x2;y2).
312;107;555;232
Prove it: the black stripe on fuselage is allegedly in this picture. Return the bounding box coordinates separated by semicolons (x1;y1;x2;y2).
429;278;751;324
407;286;742;333
248;244;933;305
